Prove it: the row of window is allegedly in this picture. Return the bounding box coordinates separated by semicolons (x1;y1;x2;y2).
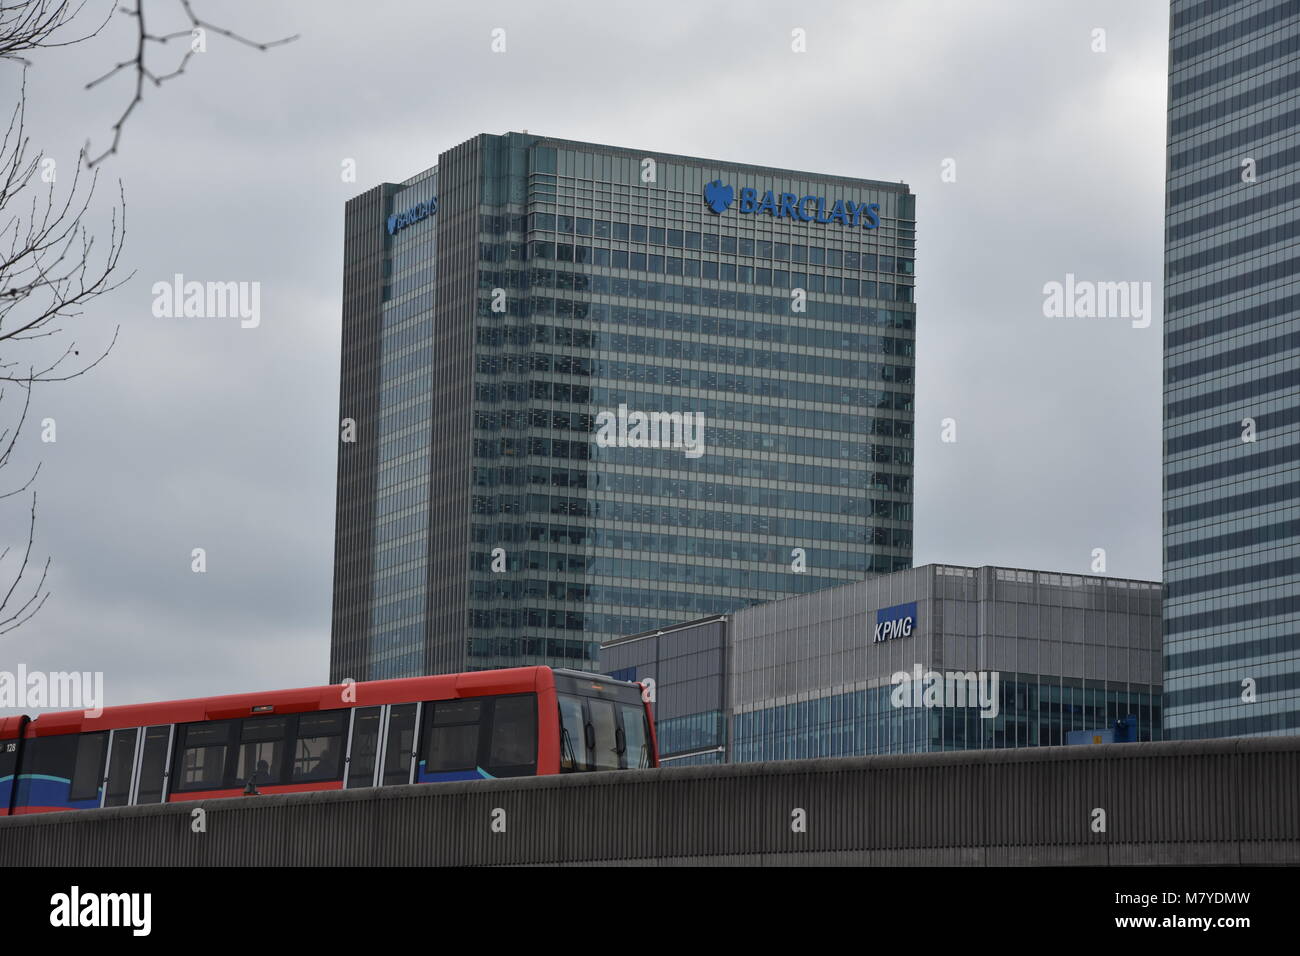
473;459;913;495
1165;475;1300;527
479;315;914;358
1171;64;1300;136
1171;1;1297;66
1166;709;1300;738
475;269;917;328
469;519;912;551
1172;29;1300;101
467;636;601;661
469;490;912;528
521;215;915;268
1167;363;1295;418
1169;138;1298;206
470;570;854;603
1167;211;1300;279
1167;436;1300;491
1166;288;1298;348
1169;101;1300;175
1166;513;1300;562
487;437;912;489
1164;627;1299;670
1165;589;1300;635
471;484;905;523
1166;326;1300;383
1165;669;1300;708
1169;175;1299;247
526;242;915;298
732;680;1159;759
506;368;913;411
474;347;913;385
1166;552;1300;598
473;405;913;440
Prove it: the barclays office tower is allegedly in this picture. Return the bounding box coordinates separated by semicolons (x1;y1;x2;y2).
331;133;916;681
1163;1;1300;738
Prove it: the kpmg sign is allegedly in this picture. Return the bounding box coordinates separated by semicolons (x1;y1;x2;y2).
874;601;916;644
703;180;880;230
387;197;437;236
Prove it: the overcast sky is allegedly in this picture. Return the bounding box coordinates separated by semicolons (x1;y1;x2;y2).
0;0;1167;710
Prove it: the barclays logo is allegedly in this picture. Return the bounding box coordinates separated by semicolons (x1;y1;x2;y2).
387;197;438;235
702;181;880;230
703;180;734;214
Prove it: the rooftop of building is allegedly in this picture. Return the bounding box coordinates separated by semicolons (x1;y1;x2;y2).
603;563;1162;647
387;130;912;194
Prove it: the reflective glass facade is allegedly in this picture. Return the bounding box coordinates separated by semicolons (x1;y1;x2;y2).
603;564;1163;761
1163;0;1300;737
332;134;916;681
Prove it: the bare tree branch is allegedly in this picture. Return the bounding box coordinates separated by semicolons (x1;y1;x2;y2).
0;0;295;637
0;55;125;637
84;0;299;167
0;0;111;63
0;486;51;636
0;74;127;382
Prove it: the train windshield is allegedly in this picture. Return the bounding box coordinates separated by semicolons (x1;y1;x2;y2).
0;736;19;812
554;672;653;773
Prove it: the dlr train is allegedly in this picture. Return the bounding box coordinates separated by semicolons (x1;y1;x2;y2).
0;666;657;814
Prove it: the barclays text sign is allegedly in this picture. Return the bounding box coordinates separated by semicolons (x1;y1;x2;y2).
387;197;438;235
874;601;916;644
704;181;880;230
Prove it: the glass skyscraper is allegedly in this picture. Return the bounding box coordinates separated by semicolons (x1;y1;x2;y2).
331;133;916;681
1163;1;1300;737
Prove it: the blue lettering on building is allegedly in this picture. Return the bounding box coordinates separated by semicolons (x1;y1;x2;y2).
704;181;879;230
873;601;916;643
387;197;438;235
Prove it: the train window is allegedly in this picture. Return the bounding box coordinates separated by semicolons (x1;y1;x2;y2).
587;700;620;771
292;711;347;783
422;699;482;773
619;705;651;769
382;704;418;786
347;708;381;789
103;728;138;807
69;732;109;802
16;733;107;805
176;721;234;792
558;695;588;772
16;736;71;805
237;716;288;786
136;726;172;804
485;695;536;777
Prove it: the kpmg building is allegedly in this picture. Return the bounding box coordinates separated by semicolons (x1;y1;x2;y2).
603;564;1163;764
331;133;917;681
1163;1;1300;737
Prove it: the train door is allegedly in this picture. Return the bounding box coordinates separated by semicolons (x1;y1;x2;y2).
342;703;421;789
100;727;140;807
97;725;174;807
